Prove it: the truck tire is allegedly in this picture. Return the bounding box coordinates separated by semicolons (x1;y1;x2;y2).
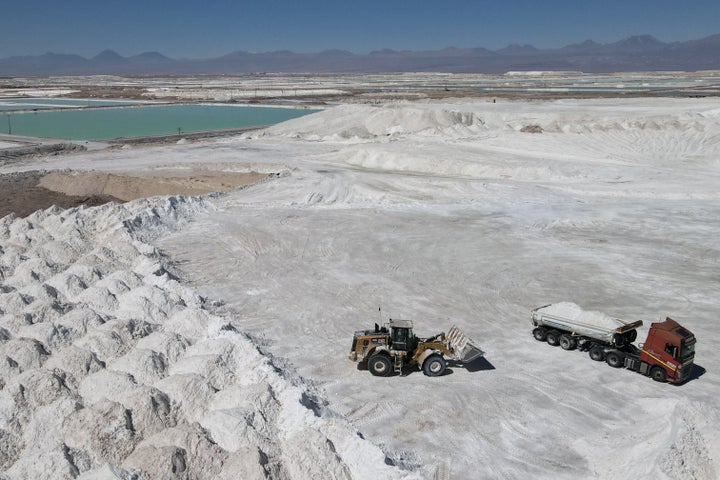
650;366;667;383
423;355;446;377
368;355;392;377
589;346;606;361
546;330;560;347
559;334;576;351
532;327;547;341
606;351;624;368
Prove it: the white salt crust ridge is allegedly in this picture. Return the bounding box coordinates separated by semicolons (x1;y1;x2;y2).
0;198;420;479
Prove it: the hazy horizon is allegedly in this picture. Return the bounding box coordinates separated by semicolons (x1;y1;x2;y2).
4;0;720;59
7;31;718;61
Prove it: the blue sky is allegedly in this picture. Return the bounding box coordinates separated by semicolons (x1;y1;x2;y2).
2;0;719;58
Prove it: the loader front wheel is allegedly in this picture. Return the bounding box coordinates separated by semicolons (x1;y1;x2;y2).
368;355;392;377
423;355;446;377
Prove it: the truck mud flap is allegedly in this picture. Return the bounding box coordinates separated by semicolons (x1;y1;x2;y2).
447;326;485;363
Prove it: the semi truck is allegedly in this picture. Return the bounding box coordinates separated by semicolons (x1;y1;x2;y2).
531;302;695;384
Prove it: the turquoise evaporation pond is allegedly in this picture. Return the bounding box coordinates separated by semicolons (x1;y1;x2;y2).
2;104;319;140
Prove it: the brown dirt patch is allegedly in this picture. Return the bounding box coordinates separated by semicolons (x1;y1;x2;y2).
1;167;270;218
39;169;268;202
0;171;121;218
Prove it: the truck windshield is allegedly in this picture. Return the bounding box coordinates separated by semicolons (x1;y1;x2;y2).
680;343;695;361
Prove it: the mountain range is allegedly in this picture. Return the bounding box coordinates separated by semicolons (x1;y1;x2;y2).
1;34;719;76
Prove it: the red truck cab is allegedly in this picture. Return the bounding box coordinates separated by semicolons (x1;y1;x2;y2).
640;318;696;384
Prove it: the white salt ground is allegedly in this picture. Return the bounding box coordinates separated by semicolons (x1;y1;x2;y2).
0;197;416;479
1;96;720;479
0;141;22;149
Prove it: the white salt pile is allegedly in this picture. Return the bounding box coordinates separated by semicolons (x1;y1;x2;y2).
535;302;626;330
0;198;419;479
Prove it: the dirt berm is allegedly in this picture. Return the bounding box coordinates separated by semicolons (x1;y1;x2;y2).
0;167;270;218
38;169;268;201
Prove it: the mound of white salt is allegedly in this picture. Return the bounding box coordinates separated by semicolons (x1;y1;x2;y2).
0;196;421;479
537;302;626;330
257;103;485;142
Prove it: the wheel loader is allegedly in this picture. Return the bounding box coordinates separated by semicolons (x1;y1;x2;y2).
348;319;484;376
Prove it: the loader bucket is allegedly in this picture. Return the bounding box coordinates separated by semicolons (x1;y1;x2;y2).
447;326;485;363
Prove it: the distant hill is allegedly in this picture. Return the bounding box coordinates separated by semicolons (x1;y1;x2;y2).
1;34;719;76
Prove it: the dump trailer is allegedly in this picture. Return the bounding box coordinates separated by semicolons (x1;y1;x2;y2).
531;302;696;384
348;319;484;377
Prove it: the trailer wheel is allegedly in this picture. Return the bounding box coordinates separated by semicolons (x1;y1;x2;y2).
368;355;392;377
545;330;560;347
589;346;606;361
532;327;547;341
423;355;446;377
650;366;667;383
606;351;624;368
559;334;576;351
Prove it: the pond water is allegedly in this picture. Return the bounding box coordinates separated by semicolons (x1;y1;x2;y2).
2;104;319;140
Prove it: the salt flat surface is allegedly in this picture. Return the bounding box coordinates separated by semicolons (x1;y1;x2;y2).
0;198;413;479
2;97;720;479
0;141;22;149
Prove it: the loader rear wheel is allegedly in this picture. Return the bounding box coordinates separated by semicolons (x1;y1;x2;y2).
423;355;446;377
532;327;547;341
545;330;560;347
589;346;606;361
606;351;624;368
368;355;392;377
559;334;576;351
650;366;667;383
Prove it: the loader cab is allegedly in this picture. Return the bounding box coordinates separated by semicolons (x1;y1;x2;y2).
388;319;416;352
